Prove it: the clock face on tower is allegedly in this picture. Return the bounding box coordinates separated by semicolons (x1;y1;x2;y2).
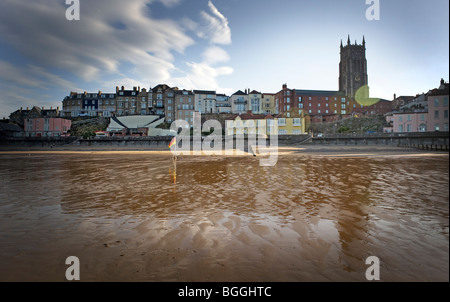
355;75;361;82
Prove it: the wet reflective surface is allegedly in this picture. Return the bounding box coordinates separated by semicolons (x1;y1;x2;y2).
0;152;448;281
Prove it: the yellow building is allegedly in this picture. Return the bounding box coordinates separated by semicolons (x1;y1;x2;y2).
261;93;277;115
226;112;306;136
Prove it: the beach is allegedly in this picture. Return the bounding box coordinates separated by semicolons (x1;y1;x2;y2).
0;145;448;282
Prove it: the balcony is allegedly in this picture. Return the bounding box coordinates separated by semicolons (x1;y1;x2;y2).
234;100;247;105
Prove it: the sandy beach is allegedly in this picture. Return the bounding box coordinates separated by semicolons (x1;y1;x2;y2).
0;145;448;282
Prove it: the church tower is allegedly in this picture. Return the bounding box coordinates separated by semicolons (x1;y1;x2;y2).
339;35;368;98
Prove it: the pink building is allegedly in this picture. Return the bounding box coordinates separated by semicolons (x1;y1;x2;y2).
427;79;449;132
393;112;428;133
24;118;72;137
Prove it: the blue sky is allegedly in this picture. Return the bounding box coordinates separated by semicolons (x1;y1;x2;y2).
0;0;448;119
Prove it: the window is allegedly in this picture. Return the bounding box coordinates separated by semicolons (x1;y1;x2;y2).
293;118;301;126
168;106;172;110
407;124;412;132
309;103;312;107
278;118;286;126
309;110;312;114
434;99;439;107
341;110;346;115
407;115;411;121
298;97;302;102
326;110;329;114
318;110;321;114
444;97;449;106
444;123;449;131
398;124;404;132
435;124;440;131
309;97;311;101
341;98;346;103
419;124;426;132
420;114;425;121
444;110;448;119
341;104;346;109
399;116;403;122
286;97;290;103
434;111;439;119
168;99;173;104
326;103;329;107
299;104;303;109
318;103;321;107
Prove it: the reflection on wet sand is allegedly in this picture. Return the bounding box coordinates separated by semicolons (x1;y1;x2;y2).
0;152;448;281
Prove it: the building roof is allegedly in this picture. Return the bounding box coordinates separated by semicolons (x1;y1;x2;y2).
175;90;194;96
108;116;161;131
0;122;22;132
193;90;216;95
428;83;449;96
237;113;274;120
232;90;247;96
249;90;261;95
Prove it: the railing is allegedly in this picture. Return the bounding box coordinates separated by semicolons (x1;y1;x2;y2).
316;132;449;139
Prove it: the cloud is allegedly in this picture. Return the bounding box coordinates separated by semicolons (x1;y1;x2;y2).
155;0;183;8
202;46;231;65
0;0;234;117
199;1;232;45
0;0;194;83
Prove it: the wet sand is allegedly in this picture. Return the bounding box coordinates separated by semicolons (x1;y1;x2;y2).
0;147;448;282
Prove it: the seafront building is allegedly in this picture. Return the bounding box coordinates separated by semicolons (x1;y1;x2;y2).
389;79;449;133
427;79;449;132
175;90;195;125
7;36;448;137
230;90;249;114
194;90;217;114
226;112;306;136
24;117;71;137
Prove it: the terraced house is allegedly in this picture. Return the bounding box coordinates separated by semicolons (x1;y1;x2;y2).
175;90;195;126
62;91;116;117
194;90;217;114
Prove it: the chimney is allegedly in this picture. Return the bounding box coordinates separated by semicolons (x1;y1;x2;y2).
50;106;52;110
116;86;119;93
57;107;59;110
282;84;287;90
393;94;396;100
133;86;137;91
27;107;29;110
20;107;22;110
98;90;102;95
121;86;125;91
138;86;140;92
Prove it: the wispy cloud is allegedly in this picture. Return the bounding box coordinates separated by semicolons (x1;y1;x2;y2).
171;2;234;92
199;1;232;45
0;0;235;117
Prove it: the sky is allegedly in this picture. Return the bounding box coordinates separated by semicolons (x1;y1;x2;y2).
0;0;448;119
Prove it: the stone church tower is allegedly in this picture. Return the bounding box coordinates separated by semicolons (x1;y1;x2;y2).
339;35;368;98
